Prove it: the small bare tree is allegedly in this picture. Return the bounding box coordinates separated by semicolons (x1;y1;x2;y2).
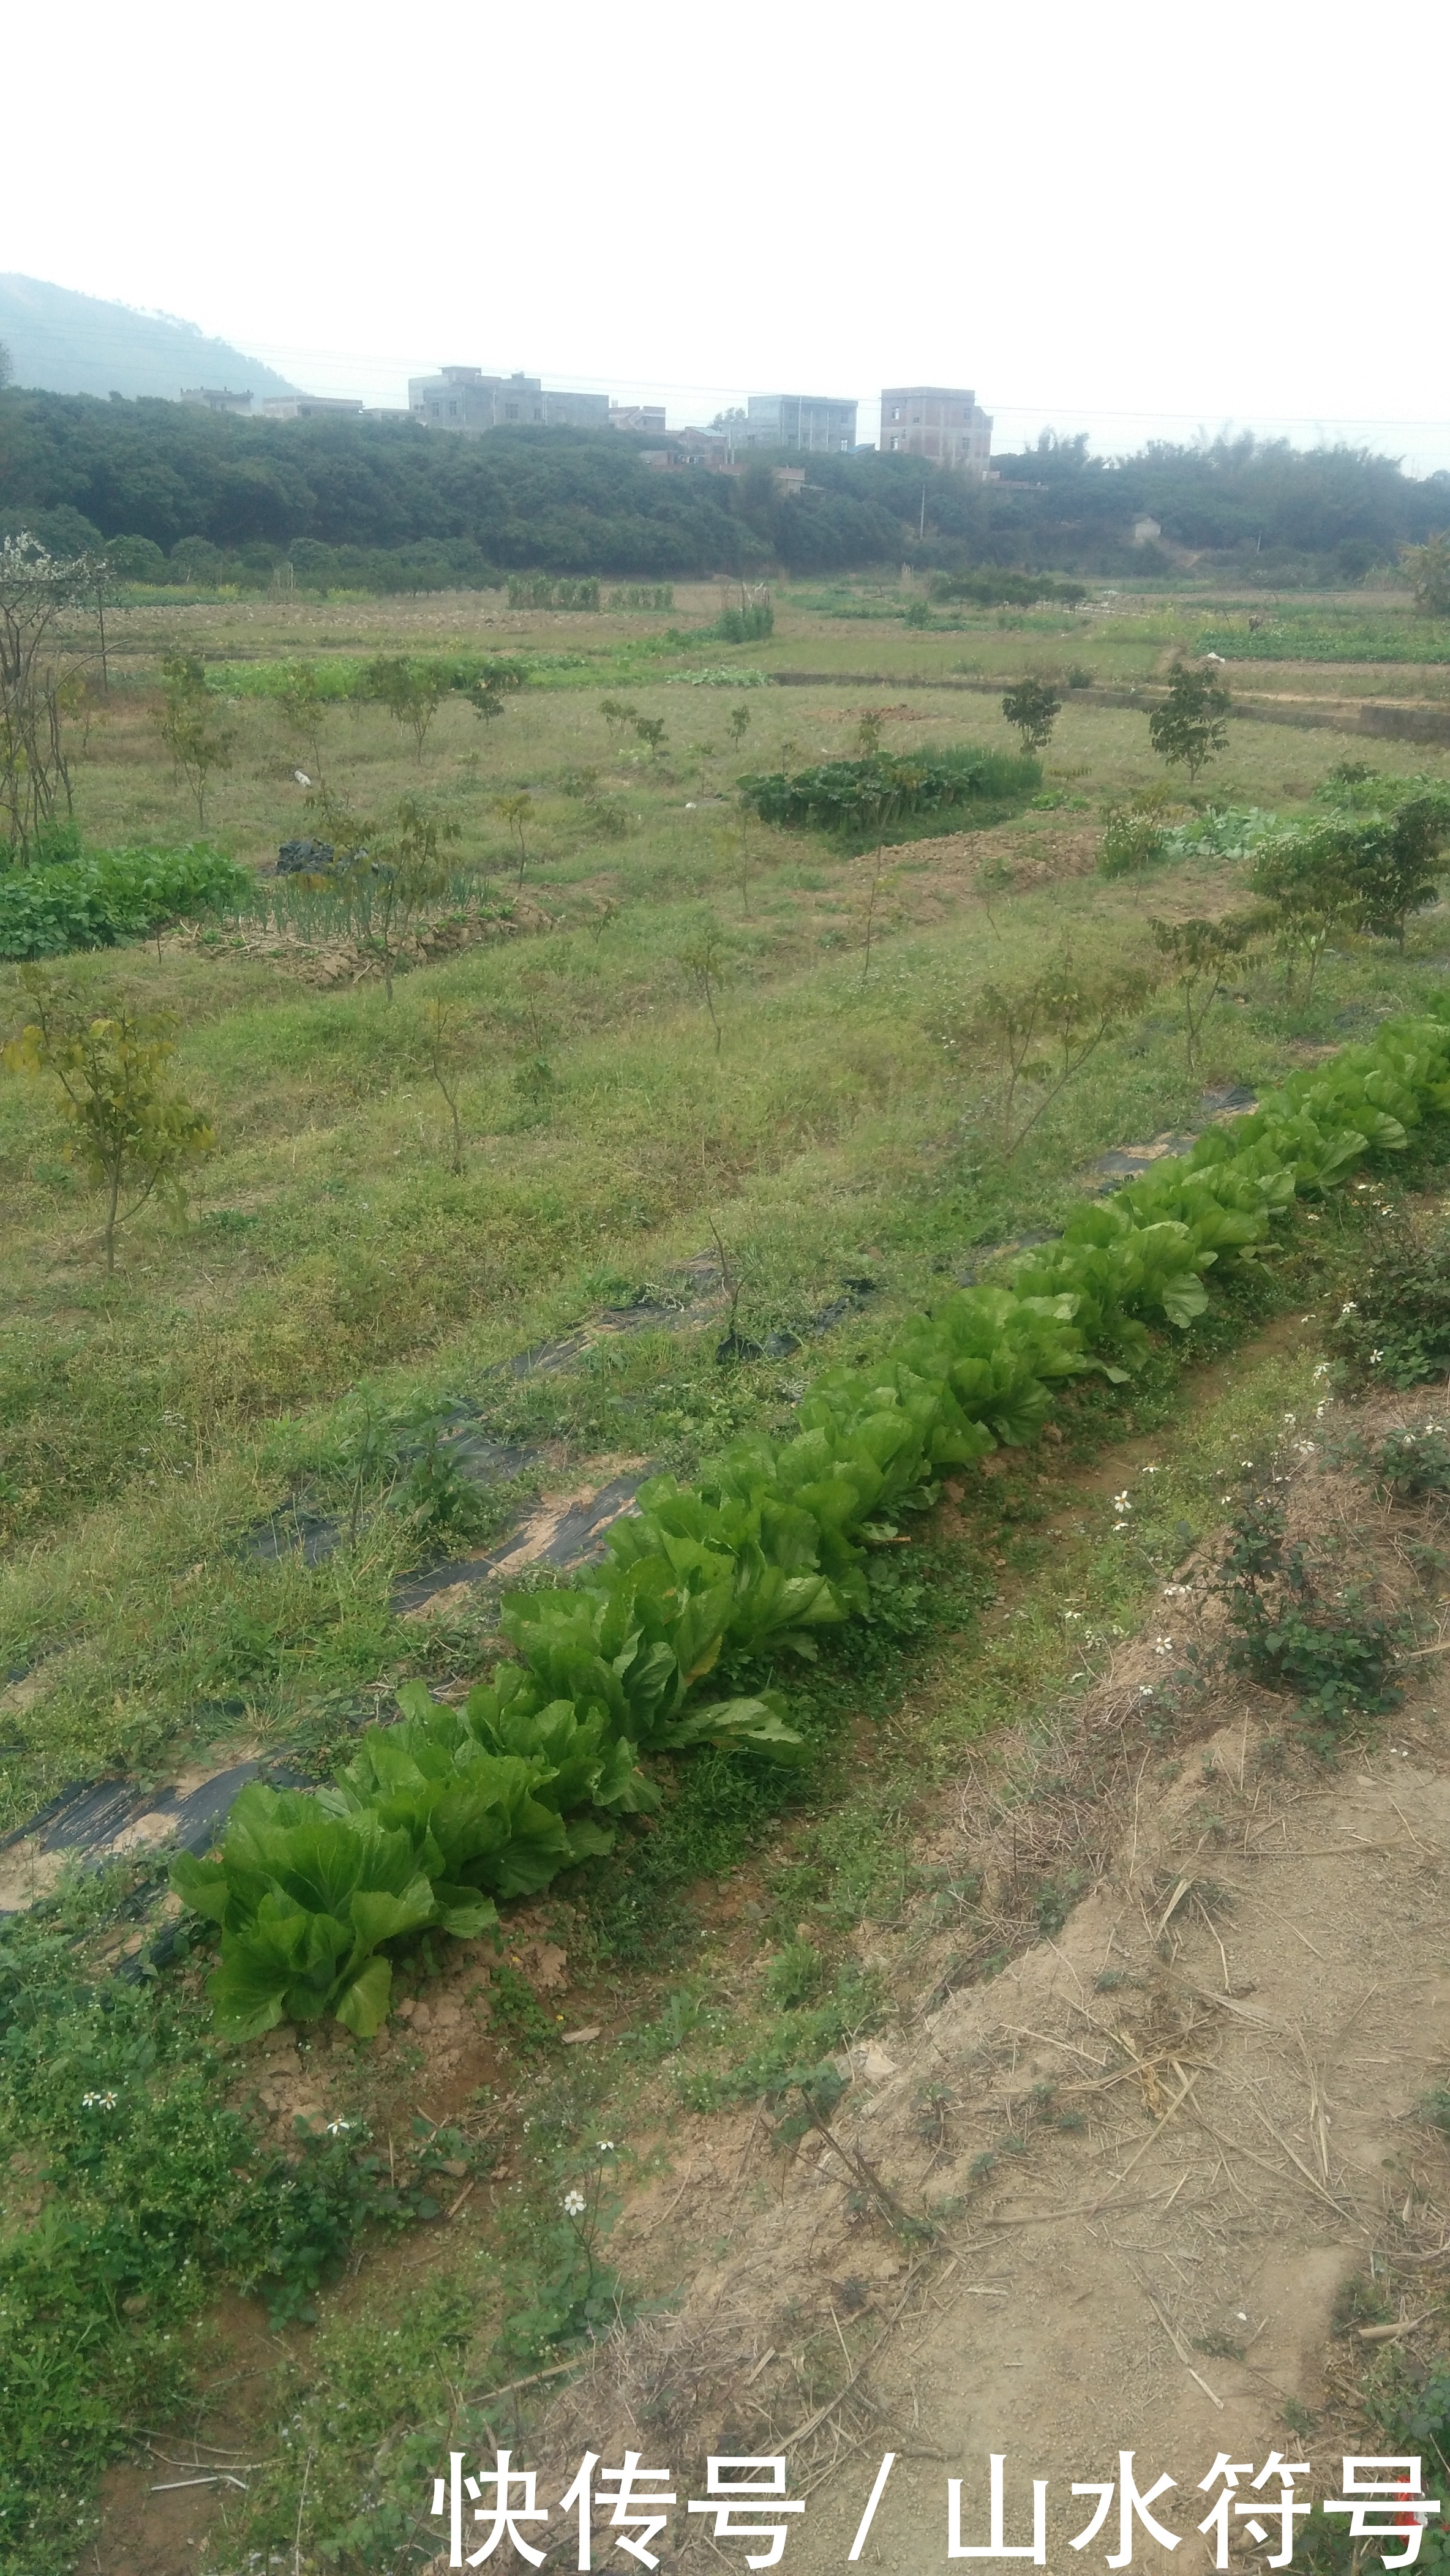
974;954;1155;1156
159;654;234;826
421;997;472;1172
0;534;86;861
679;918;733;1054
1149;912;1261;1069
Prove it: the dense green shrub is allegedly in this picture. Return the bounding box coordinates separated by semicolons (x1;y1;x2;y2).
1332;1215;1450;1386
739;745;1040;841
1215;1493;1404;1728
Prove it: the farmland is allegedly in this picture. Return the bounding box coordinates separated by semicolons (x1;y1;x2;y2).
7;572;1450;2574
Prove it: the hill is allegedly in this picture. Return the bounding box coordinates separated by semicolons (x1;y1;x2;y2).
0;273;295;403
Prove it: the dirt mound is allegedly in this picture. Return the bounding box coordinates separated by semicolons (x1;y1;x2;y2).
169;897;551;987
526;1390;1450;2567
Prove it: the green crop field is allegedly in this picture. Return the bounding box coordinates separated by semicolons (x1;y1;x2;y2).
6;579;1450;2574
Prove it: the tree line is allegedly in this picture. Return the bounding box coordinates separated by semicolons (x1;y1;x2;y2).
1;389;1447;587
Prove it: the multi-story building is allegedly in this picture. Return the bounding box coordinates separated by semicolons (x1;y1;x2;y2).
609;403;667;435
407;367;610;433
742;393;858;454
879;386;993;475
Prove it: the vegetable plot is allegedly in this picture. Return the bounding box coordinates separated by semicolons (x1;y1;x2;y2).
176;1001;1450;2036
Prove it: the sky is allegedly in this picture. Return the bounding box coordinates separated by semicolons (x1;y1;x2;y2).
6;0;1449;471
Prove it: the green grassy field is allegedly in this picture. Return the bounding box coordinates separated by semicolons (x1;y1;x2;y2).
6;582;1450;2574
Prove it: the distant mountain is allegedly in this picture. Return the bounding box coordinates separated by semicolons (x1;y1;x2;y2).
0;274;296;403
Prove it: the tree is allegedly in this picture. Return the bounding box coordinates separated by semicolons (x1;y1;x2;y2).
1253;794;1450;972
1148;661;1231;786
1001;675;1062;755
973;955;1155;1156
465;660;523;733
89;556;115;693
1402;531;1450;618
350;799;460;999
361;656;447;760
1250;828;1361;998
1350;790;1450;942
3;971;214;1271
633;716;667;759
678;919;733;1054
276;659;329;777
420;997;473;1174
159;654;234;826
727;703;751;750
599;697;638;741
0;533;86;862
494;792;534;886
0;342;11;391
1149;913;1261;1069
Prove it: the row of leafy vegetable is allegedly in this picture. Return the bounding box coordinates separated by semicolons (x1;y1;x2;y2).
174;995;1450;2040
0;841;250;960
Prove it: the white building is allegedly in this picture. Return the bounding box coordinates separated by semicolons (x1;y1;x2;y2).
407;367;610;434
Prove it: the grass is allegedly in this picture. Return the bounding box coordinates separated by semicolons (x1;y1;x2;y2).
6;580;1450;2571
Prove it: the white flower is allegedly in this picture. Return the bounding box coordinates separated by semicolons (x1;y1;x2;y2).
1294;1440;1317;1456
596;2141;615;2154
1370;1349;1384;1365
1154;1636;1174;1655
82;2091;118;2111
1220;1494;1233;1505
1313;1362;1331;1380
1282;1413;1296;1427
1113;1491;1131;1510
1113;1520;1130;1533
1142;1464;1159;1476
1340;1301;1358;1316
1163;1582;1189;1598
325;2119;354;2136
1138;1683;1155;1698
563;2189;587;2217
1064;1609;1083;1621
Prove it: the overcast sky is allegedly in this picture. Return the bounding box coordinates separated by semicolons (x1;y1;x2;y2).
7;0;1448;471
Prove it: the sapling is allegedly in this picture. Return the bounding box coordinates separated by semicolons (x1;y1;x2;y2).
361;656;447;760
158;653;234;826
1149;912;1261;1069
351;799;460;999
727;703;751;750
1001;675;1061;755
276;659;329;779
2;969;214;1270
1149;660;1231;787
494;791;534;885
421;995;472;1173
974;954;1155;1156
1250;829;1360;999
633;716;667;760
679;918;732;1054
